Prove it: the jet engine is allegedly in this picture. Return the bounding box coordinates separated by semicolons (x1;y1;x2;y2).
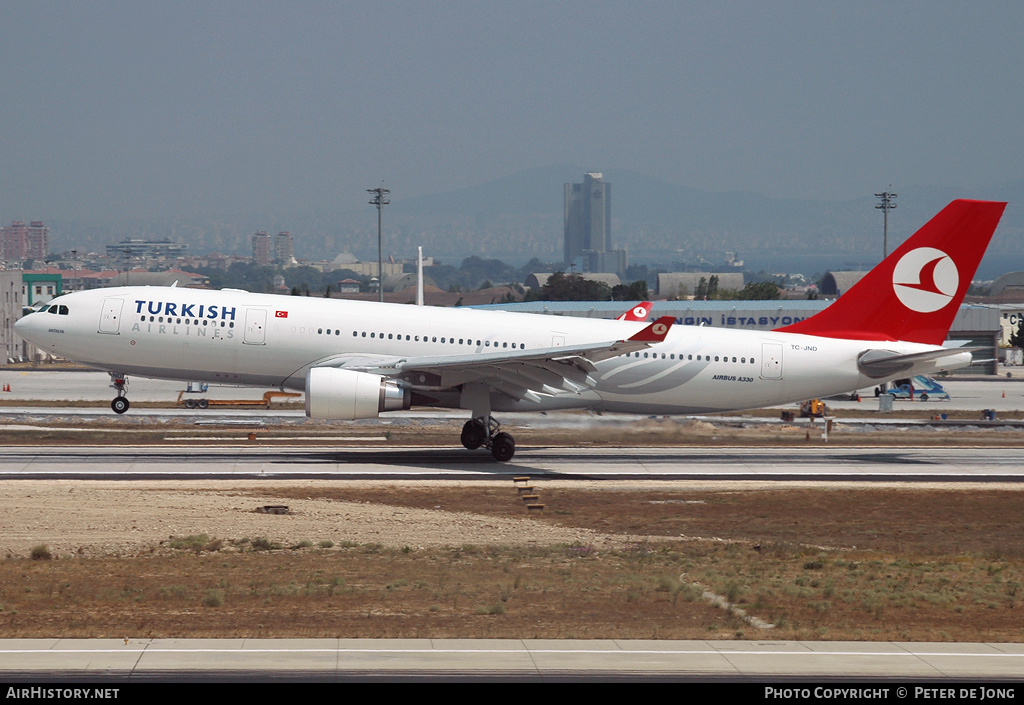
305;367;410;420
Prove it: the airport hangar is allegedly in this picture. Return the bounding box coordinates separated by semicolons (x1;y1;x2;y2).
479;300;1000;375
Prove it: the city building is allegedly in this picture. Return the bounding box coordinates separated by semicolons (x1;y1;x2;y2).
564;173;609;265
22;271;62;306
252;231;272;265
0;270;23;362
656;272;745;298
563;173;627;275
1;221;49;261
104;238;188;262
275;231;294;264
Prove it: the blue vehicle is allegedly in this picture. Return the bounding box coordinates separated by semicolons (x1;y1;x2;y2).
886;376;949;401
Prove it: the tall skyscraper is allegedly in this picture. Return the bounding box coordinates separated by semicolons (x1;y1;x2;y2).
564;173;610;266
564;173;625;274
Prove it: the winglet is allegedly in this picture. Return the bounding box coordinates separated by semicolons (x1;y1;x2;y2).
617;301;653;321
628;316;674;342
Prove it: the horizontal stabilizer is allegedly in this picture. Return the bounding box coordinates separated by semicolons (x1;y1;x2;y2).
857;347;975;379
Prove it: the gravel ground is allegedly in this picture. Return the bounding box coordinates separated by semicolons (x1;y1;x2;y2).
0;480;641;558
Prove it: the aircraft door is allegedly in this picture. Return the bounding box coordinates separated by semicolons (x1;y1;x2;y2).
98;298;124;334
243;308;268;345
760;342;783;379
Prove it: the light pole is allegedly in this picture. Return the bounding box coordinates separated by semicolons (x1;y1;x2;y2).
875;188;897;258
367;184;390;302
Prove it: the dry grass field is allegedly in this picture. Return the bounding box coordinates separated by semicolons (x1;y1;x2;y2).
1;481;1022;642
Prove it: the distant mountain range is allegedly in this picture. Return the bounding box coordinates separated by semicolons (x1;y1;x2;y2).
45;166;1024;278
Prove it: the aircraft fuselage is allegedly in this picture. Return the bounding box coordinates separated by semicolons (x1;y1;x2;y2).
16;285;965;415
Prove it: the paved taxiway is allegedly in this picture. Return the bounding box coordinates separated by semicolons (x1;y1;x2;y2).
1;639;1022;681
3;368;1024;409
1;445;1024;480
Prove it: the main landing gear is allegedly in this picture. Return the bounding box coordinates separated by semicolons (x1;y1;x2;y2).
110;373;130;414
461;416;515;462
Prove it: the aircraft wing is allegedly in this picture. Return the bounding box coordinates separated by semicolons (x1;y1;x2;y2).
318;316;674;403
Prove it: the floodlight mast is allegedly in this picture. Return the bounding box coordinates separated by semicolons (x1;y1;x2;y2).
875;188;898;258
367;184;390;302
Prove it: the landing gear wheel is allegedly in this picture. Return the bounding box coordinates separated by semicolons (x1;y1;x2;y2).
461;419;486;449
111;397;130;414
490;432;515;462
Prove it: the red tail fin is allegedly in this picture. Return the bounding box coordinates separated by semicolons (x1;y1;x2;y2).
777;200;1006;344
628;316;674;343
617;301;654;321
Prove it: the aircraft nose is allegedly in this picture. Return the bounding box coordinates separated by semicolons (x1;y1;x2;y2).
14;312;38;341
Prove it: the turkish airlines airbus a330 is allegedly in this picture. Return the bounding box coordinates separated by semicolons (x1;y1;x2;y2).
14;199;1006;460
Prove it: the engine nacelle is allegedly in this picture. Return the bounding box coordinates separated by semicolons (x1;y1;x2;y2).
305;367;410;420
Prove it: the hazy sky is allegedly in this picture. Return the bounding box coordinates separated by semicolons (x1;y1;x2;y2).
2;1;1021;222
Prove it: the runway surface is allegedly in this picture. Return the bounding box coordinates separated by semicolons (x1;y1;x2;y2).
1;639;1022;681
3;372;1024;681
1;445;1023;481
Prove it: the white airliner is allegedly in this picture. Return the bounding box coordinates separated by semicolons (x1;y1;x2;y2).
14;199;1006;461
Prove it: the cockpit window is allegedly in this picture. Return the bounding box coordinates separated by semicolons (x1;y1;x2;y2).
58;305;69;315
38;305;49;313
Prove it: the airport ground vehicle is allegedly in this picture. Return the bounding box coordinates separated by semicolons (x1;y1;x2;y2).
885;375;949;401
